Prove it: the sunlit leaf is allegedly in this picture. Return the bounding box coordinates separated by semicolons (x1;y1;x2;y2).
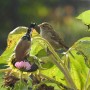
32;29;39;37
77;10;90;25
0;27;27;65
40;64;65;85
65;37;90;89
10;26;27;35
45;83;59;90
30;37;47;56
72;37;90;68
0;27;39;65
66;50;89;90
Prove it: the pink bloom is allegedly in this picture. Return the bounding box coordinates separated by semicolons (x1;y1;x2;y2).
15;61;31;70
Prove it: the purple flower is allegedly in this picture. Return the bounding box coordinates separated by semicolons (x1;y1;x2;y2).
15;61;31;70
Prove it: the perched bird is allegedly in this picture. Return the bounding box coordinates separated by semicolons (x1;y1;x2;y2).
38;22;69;50
37;22;74;58
14;23;36;61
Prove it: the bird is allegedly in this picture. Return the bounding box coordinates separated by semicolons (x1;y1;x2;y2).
37;22;69;50
37;22;74;58
14;23;36;61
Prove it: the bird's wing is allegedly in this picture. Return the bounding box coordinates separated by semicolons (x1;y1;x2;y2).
15;40;30;60
49;29;68;49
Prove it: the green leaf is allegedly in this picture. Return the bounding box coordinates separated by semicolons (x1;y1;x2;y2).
10;26;27;35
0;26;39;67
64;37;90;89
72;37;90;68
27;78;32;88
66;50;89;90
14;80;28;90
30;36;47;56
40;64;65;85
0;73;7;90
39;56;54;69
30;40;44;56
77;10;90;25
0;27;27;65
87;85;90;90
0;64;8;69
36;49;47;58
45;83;60;90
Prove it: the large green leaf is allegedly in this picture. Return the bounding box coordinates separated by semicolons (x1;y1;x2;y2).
67;50;89;90
0;26;27;65
65;37;90;90
39;49;88;90
72;37;90;68
40;56;65;85
31;37;54;69
40;65;66;89
0;26;39;65
77;10;90;25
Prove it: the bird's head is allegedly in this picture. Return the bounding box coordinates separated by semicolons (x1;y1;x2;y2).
38;22;53;32
28;23;37;32
26;23;37;35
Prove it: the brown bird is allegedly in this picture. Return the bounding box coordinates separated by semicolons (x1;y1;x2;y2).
14;23;36;61
38;22;69;50
37;22;75;58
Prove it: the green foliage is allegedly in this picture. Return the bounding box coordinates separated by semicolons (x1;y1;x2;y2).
65;50;89;90
14;80;28;90
0;73;7;90
77;10;90;25
0;27;27;64
72;37;90;68
1;10;90;90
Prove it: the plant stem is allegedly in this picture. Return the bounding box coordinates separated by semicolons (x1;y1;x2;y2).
51;55;77;89
84;69;90;90
33;37;77;90
19;71;23;90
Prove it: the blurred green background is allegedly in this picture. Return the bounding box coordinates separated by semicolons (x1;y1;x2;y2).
0;0;90;54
